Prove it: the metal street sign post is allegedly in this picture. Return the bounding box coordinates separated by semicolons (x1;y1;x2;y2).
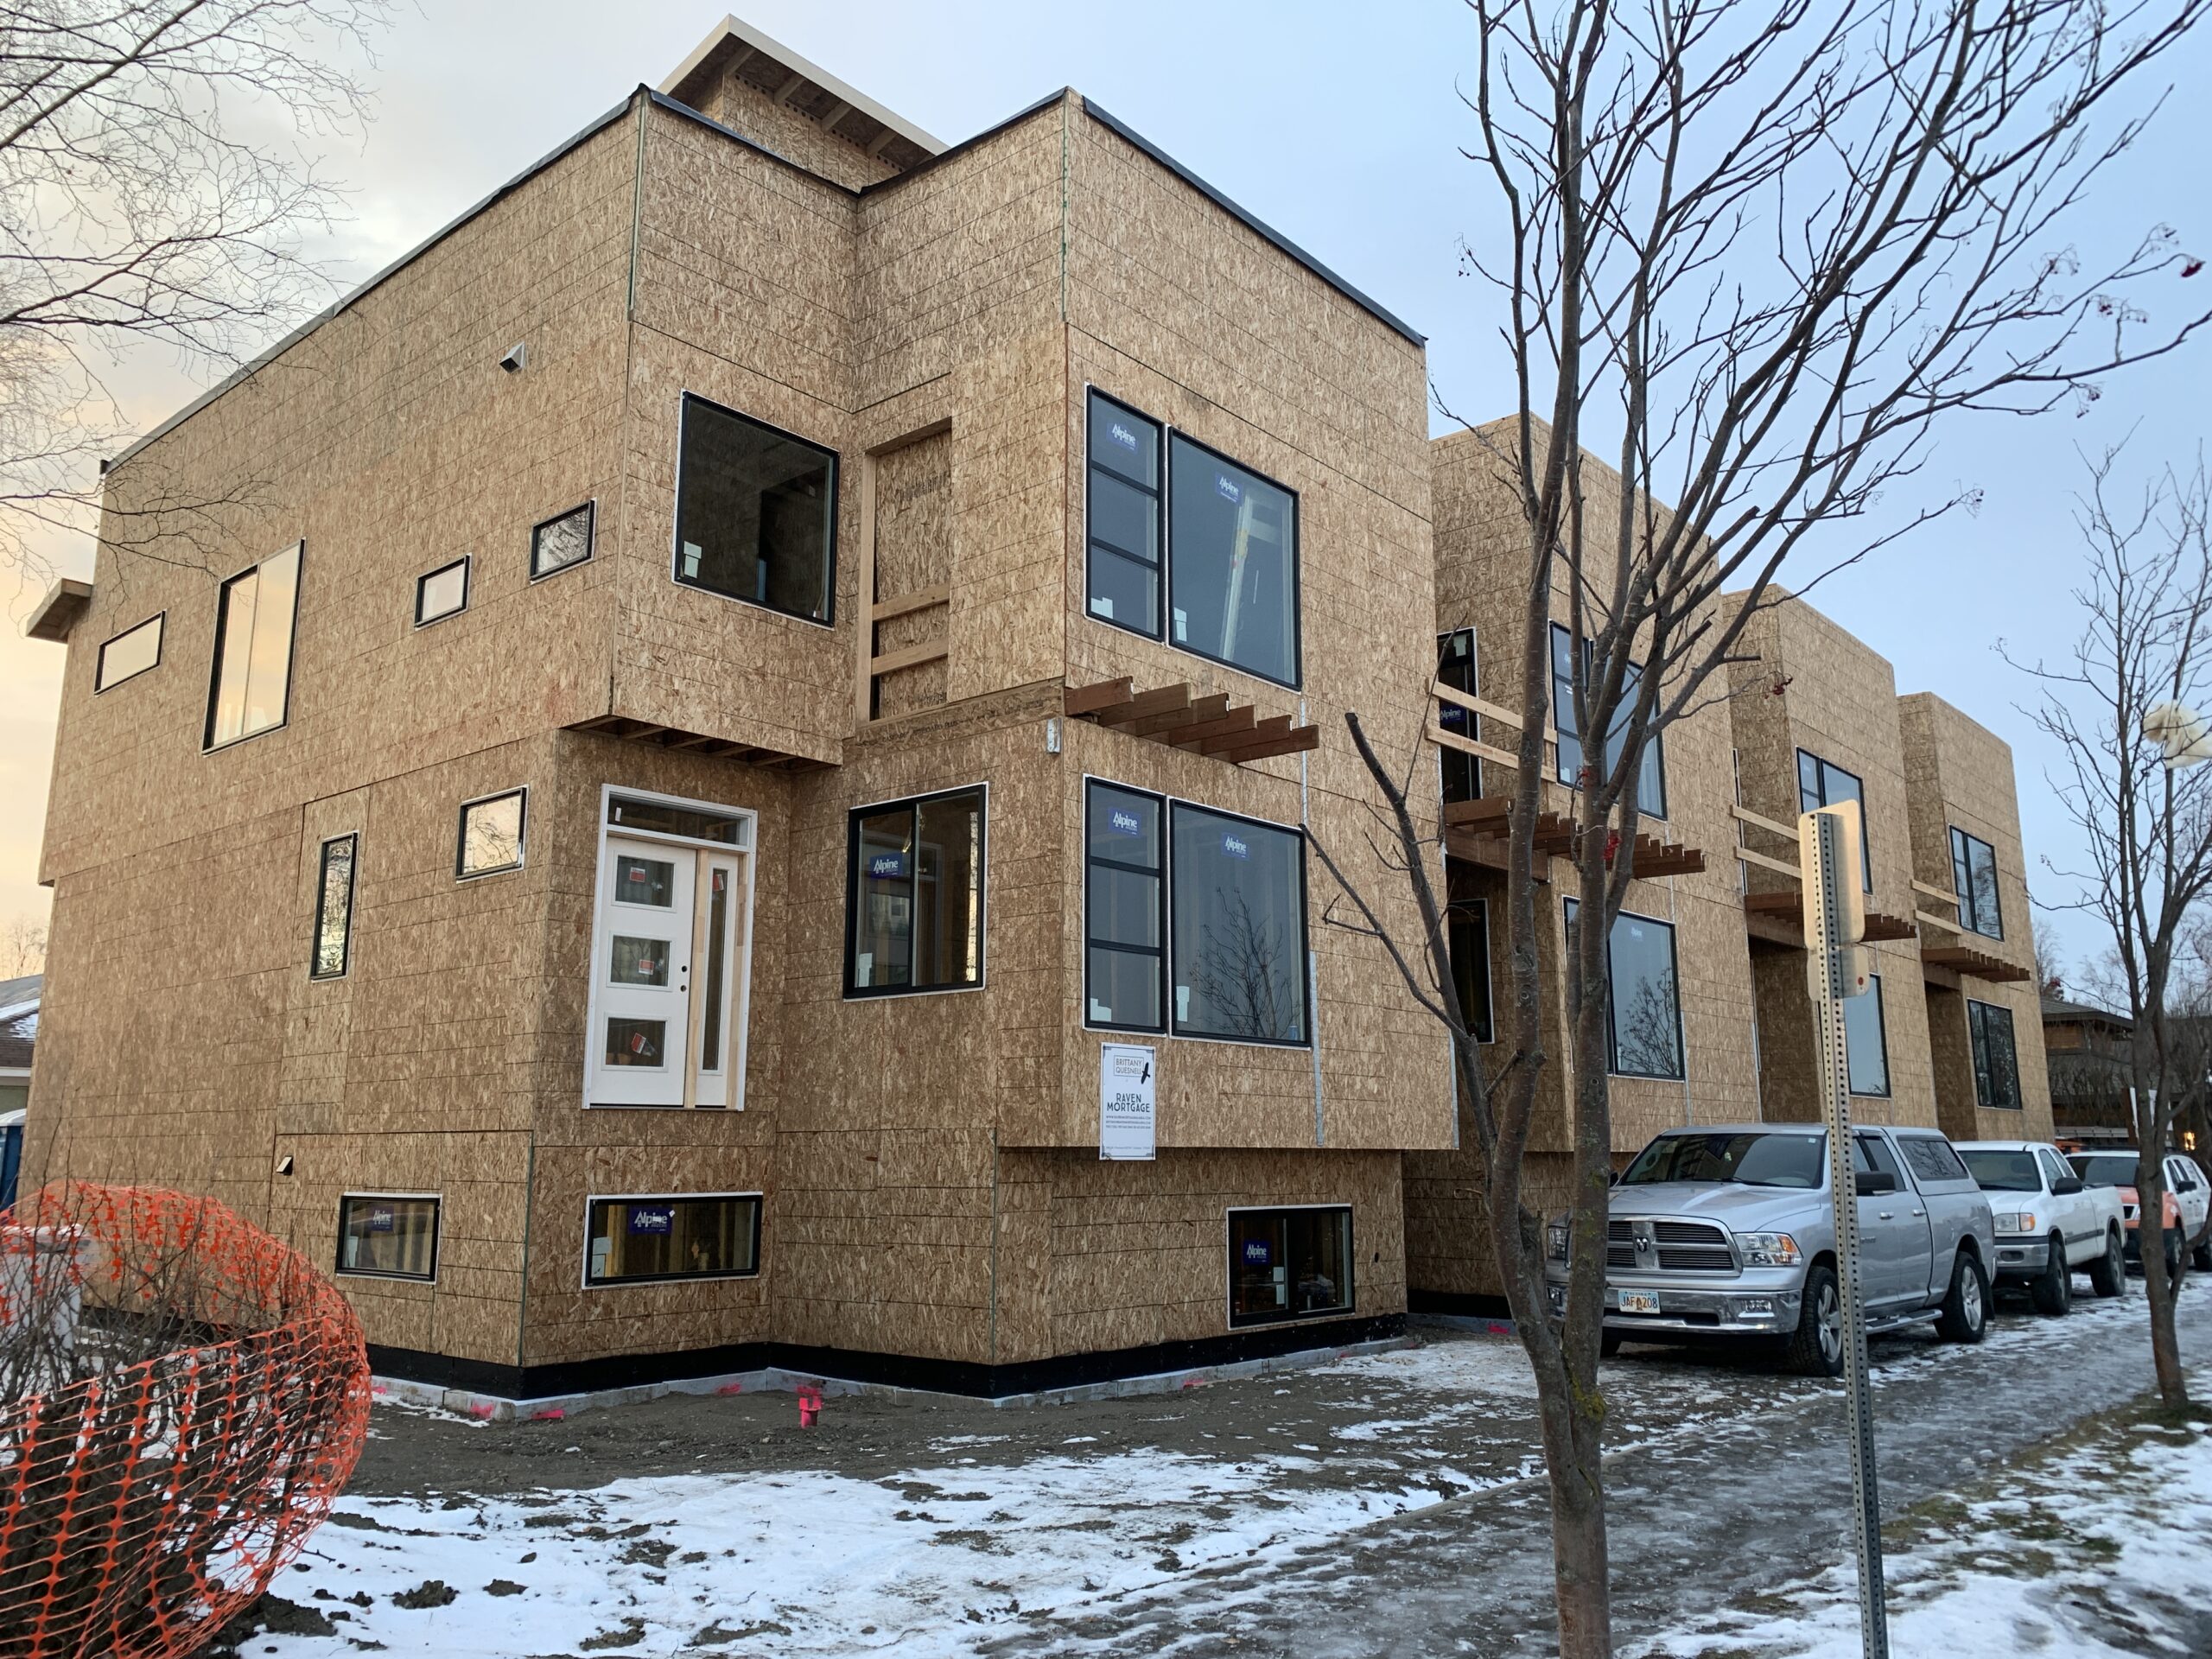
1800;800;1887;1659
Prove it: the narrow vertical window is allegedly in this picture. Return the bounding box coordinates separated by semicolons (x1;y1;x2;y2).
1968;1001;2022;1108
1448;897;1495;1044
1551;624;1664;816
1085;782;1167;1031
311;834;358;981
1437;628;1480;804
1085;391;1163;636
1843;972;1889;1096
843;787;986;995
1798;750;1872;891
1167;434;1299;686
673;395;836;624
205;542;301;749
1565;899;1684;1079
1949;827;2003;939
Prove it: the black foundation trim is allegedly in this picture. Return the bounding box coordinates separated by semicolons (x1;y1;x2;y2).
368;1313;1404;1402
1408;1289;1516;1321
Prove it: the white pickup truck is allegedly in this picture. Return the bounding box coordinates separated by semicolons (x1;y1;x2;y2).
1955;1140;2127;1314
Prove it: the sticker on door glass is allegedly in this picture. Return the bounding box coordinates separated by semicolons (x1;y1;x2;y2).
605;1017;665;1066
615;855;675;906
611;936;669;987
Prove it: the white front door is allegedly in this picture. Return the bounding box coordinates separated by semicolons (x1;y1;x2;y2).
590;836;696;1107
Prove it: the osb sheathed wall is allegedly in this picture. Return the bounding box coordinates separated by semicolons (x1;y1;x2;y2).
1406;426;1761;1301
1725;593;1939;1129
1897;692;2054;1141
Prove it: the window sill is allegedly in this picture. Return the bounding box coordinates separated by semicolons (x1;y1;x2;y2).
202;720;288;756
672;574;835;632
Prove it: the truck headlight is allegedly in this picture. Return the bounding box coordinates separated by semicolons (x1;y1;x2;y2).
1993;1212;2037;1234
1736;1231;1801;1267
1547;1223;1569;1262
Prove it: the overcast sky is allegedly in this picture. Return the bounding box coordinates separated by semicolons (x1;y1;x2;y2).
4;0;2209;983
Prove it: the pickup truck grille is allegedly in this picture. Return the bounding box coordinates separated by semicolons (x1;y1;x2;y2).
1605;1218;1736;1272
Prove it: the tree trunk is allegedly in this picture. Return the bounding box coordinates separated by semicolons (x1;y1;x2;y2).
1536;1383;1612;1659
2136;1145;2190;1408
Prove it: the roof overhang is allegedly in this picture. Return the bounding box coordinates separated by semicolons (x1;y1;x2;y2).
24;578;90;642
661;15;944;174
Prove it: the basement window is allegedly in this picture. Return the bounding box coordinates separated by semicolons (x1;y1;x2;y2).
1950;827;2003;940
311;833;358;981
415;556;469;626
673;394;836;625
1564;899;1684;1080
531;501;594;580
457;787;527;880
95;613;162;691
1968;1000;2022;1109
336;1195;439;1281
205;541;301;750
844;786;986;995
1229;1206;1353;1326
585;1194;761;1286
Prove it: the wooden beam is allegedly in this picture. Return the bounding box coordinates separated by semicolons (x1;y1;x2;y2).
871;586;950;622
1744;890;1801;914
1065;677;1135;717
1096;683;1192;728
1427;727;1523;769
1443;797;1513;829
1131;693;1230;738
1915;909;1963;935
1169;707;1258;748
1433;682;1530;730
1737;845;1802;880
1204;714;1291;758
1910;878;1960;905
1862;912;1919;943
1731;803;1799;842
1224;724;1321;765
869;639;947;677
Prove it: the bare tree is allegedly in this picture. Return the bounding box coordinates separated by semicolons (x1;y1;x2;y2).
1314;3;2212;1651
2014;448;2212;1406
0;0;387;587
0;916;41;979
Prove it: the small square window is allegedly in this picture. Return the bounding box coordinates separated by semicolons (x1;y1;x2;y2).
457;787;526;880
1228;1207;1353;1326
95;613;162;691
531;502;594;580
336;1195;438;1281
311;833;357;980
415;557;469;626
585;1194;762;1286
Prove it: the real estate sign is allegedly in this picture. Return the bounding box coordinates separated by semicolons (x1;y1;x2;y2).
1099;1044;1156;1160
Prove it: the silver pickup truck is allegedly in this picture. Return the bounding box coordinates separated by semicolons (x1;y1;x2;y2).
1544;1123;1998;1376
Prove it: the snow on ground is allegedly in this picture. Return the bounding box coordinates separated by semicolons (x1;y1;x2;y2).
1638;1372;2212;1658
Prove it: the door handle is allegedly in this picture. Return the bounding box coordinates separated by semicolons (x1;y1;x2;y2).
1878;1211;1894;1220
1911;1209;1926;1217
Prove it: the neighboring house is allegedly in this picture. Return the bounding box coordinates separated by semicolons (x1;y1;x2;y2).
2044;995;2138;1145
17;15;2058;1383
0;972;34;1210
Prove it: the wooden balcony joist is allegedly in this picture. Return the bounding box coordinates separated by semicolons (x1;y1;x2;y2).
1922;944;2034;982
1740;887;1917;943
1443;796;1704;877
1064;677;1319;766
569;714;831;772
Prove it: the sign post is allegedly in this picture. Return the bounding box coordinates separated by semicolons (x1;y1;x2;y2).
1099;1044;1157;1161
1799;799;1886;1659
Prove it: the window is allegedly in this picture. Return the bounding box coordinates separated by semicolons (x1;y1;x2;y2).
1437;628;1479;804
1449;898;1495;1044
1085;390;1162;637
1085;784;1166;1032
1898;1135;1972;1185
1228;1206;1352;1326
336;1195;437;1281
1797;751;1871;891
1565;899;1684;1079
95;613;162;692
844;786;985;995
311;834;357;980
531;501;594;580
608;793;747;845
2037;1148;2074;1190
1622;1131;1824;1188
1172;802;1309;1043
415;557;469;626
1950;827;2003;939
1967;1000;2022;1108
1551;625;1665;817
457;788;526;880
673;394;836;624
584;1194;761;1286
1168;433;1299;686
1855;1131;1904;1185
1960;1148;2040;1191
1844;972;1890;1096
205;542;301;749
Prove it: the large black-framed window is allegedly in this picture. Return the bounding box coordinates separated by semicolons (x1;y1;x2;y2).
584;1194;762;1287
1564;899;1685;1079
1449;896;1496;1045
1170;800;1310;1045
1085;783;1166;1033
1082;389;1301;689
205;541;302;751
1797;751;1872;892
1084;390;1162;639
311;833;358;981
1438;627;1480;804
1968;999;2022;1108
672;393;836;625
844;785;986;996
1083;782;1312;1046
1550;624;1666;817
1844;972;1891;1097
1950;827;2003;939
336;1195;438;1281
1230;1205;1353;1326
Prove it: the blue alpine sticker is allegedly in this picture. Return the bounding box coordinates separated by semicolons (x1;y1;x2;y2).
1216;474;1241;504
1243;1238;1271;1266
868;853;907;880
368;1207;395;1234
1221;833;1250;860
1109;808;1144;836
627;1205;674;1236
1110;421;1139;451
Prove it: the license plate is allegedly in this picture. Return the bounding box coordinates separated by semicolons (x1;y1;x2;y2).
1617;1291;1662;1314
